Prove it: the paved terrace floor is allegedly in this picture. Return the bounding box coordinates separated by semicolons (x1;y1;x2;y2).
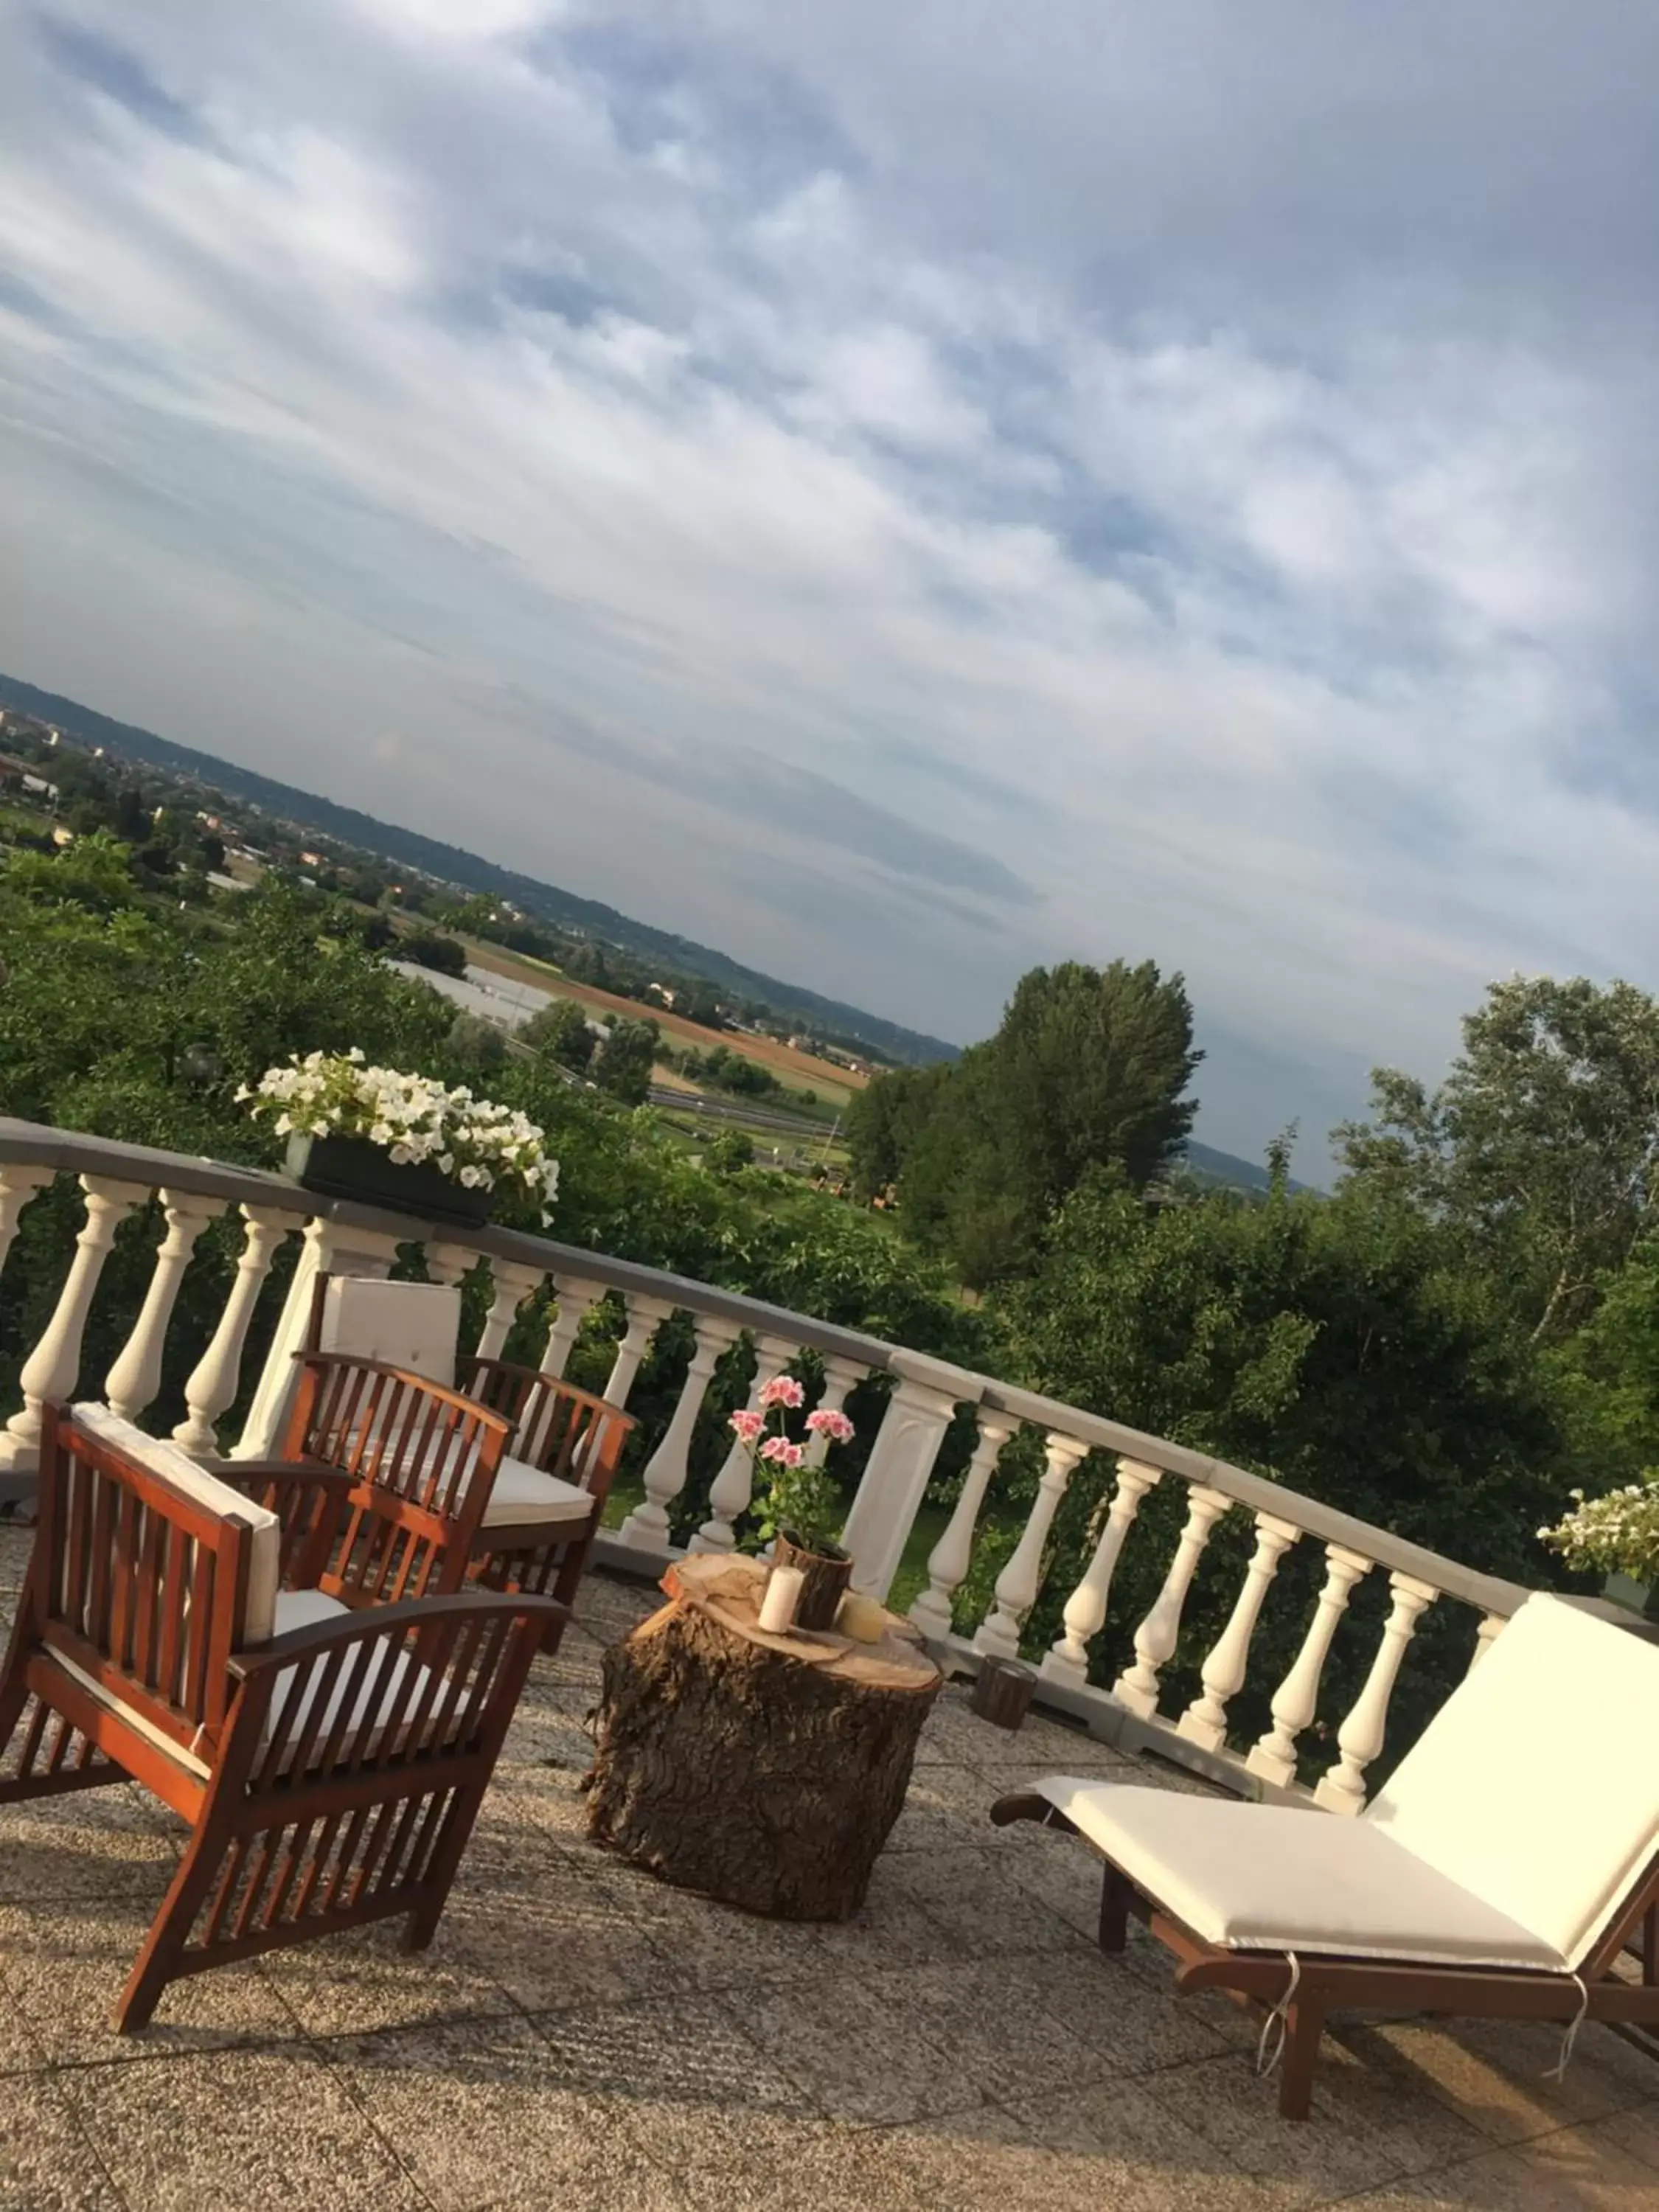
1;1544;1656;2212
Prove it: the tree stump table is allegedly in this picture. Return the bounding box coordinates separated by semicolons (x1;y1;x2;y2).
585;1554;943;1920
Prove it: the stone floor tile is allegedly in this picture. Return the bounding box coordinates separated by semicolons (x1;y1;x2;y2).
260;1913;516;2039
441;1843;679;2014
321;2012;686;2211
813;1858;965;1973
602;2101;943;2212
1004;1945;1239;2076
1587;2098;1659;2170
0;2071;128;2212
1352;2017;1659;2148
522;1991;807;2115
580;1850;830;1992
871;1958;1127;2099
883;1763;1000;1854
722;1973;979;2128
0;1894;301;2066
0;1523;35;1593
1137;2049;1425;2202
880;1845;1083;1956
1342;2125;1659;2208
0;1785;182;1904
57;2043;423;2212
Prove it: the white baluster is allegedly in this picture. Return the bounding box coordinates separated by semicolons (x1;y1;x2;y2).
231;1216;403;1458
909;1413;1018;1640
1315;1573;1438;1814
690;1332;801;1554
1113;1484;1232;1718
1040;1457;1164;1688
618;1314;743;1551
974;1431;1092;1659
473;1259;546;1363
0;1165;52;1276
422;1242;478;1295
804;1354;870;1468
1246;1545;1371;1788
599;1292;675;1411
840;1366;970;1600
537;1276;605;1381
103;1190;222;1422
1467;1611;1507;1672
174;1205;295;1458
0;1177;150;1472
1178;1512;1301;1750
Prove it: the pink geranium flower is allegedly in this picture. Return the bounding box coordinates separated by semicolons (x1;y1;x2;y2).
804;1408;855;1444
759;1436;805;1467
757;1374;805;1411
728;1408;764;1444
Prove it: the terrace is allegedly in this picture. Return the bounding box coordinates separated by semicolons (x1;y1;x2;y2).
1;1117;1657;2208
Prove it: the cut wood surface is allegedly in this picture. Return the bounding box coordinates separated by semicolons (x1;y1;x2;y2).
585;1556;942;1920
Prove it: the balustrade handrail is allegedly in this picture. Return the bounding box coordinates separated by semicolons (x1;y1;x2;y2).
0;1113;1528;1617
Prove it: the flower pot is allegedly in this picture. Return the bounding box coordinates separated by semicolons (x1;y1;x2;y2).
285;1133;493;1227
772;1530;854;1632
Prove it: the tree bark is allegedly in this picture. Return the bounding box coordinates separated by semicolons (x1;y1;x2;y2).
585;1557;942;1920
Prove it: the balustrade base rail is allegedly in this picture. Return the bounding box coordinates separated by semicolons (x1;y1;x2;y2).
0;1116;1539;1815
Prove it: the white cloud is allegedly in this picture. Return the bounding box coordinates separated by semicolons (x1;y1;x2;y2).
1;1;1658;1172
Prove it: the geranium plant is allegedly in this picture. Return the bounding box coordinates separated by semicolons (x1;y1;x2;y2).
240;1050;560;1222
731;1375;855;1555
1539;1475;1659;1585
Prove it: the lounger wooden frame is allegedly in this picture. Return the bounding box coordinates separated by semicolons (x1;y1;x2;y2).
990;1790;1659;2121
0;1405;559;2030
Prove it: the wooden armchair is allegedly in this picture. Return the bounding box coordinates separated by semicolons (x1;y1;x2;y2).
0;1403;558;2030
305;1276;635;1649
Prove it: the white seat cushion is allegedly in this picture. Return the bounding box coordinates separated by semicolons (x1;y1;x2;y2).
317;1277;460;1387
271;1587;350;1636
72;1403;281;1646
1033;1779;1565;1970
478;1455;594;1531
1364;1593;1659;1971
260;1588;441;1771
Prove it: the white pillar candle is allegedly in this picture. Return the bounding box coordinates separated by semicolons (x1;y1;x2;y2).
758;1566;806;1634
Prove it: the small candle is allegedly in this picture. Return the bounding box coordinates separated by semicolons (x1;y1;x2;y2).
836;1593;888;1644
758;1565;805;1634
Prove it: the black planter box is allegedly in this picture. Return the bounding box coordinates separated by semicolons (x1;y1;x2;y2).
285;1133;493;1226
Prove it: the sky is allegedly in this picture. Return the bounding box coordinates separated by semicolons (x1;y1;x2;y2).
2;2;1658;1173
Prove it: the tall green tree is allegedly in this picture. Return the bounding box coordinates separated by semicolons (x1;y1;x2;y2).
592;1017;659;1106
522;996;594;1074
1337;975;1659;1340
860;960;1201;1284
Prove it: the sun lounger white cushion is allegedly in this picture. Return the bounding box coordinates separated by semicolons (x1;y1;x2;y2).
72;1403;281;1646
316;1277;460;1388
1032;1781;1565;1969
478;1458;594;1530
1363;1593;1659;1971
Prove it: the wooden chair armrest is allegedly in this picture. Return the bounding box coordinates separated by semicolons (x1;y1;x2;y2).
226;1589;566;1680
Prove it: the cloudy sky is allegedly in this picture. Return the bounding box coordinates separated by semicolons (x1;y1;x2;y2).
2;3;1656;1169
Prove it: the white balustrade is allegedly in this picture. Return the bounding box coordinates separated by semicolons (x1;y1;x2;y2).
0;1176;150;1473
174;1205;296;1458
1178;1512;1301;1751
690;1332;801;1554
619;1313;743;1551
103;1190;222;1422
1113;1484;1232;1718
0;1164;52;1276
599;1292;675;1411
974;1430;1092;1660
1469;1611;1507;1670
232;1216;403;1458
909;1412;1018;1640
537;1276;605;1380
1246;1544;1371;1788
1040;1456;1164;1688
422;1242;480;1295
1314;1572;1438;1813
804;1354;870;1468
841;1366;973;1601
473;1259;548;1363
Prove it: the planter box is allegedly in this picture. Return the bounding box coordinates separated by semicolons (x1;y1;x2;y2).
285;1133;493;1227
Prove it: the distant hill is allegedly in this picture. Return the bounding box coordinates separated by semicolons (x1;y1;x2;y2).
1182;1140;1320;1198
0;672;960;1068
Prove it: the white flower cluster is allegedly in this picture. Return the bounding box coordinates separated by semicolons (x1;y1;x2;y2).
240;1050;560;1222
1537;1475;1659;1583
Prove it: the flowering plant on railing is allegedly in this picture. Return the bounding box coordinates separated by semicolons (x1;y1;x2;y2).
731;1375;855;1554
238;1051;560;1221
1539;1475;1659;1584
